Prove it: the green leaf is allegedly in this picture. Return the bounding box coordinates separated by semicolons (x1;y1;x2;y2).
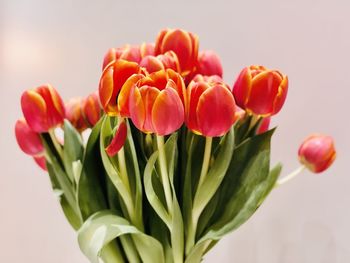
78;210;165;263
62;120;84;184
78;119;108;221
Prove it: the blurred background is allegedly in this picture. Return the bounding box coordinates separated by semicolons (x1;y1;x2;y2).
1;0;349;262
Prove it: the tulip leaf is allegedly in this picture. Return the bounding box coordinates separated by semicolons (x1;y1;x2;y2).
78;210;165;263
62;120;84;184
78;119;108;221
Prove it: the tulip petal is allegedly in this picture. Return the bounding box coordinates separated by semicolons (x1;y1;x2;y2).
15;119;44;155
273;75;289;115
197;85;236;137
129;86;146;132
140;56;165;74
21;90;49;132
233;67;252;108
34;156;47;171
139;86;160;132
105;121;128;157
247;71;283;115
152;87;184;135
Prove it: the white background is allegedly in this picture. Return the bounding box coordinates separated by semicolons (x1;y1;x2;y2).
1;0;349;262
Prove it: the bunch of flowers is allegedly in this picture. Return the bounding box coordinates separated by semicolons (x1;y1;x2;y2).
15;28;336;263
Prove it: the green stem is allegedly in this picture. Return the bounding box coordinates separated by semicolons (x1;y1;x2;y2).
186;137;212;255
48;129;63;158
100;242;125;263
156;135;173;213
275;166;305;186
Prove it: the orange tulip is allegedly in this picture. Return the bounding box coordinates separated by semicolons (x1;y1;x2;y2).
82;92;101;127
65;98;87;132
298;134;336;173
99;59;146;116
186;75;237;137
233;65;288;116
155;28;198;76
121;69;185;135
140;51;180;74
21;84;65;133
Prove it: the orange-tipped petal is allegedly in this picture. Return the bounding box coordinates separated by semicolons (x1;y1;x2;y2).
120;45;142;63
82;92;101;127
65;98;87;132
298;134;336;173
197;85;236;137
272;75;289;115
34;156;47;171
139;86;160;132
140;42;155;58
152;85;184;135
15;119;44;156
232;67;252;109
105;121;128;156
129;86;146;132
140;55;165;74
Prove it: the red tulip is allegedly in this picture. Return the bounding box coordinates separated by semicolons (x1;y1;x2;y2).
233;65;288;116
65;98;87;132
256;117;271;134
99;59;146;116
15;119;44;156
21;84;65;133
186;75;237;137
155;28;198;76
298;134;336;173
196;50;223;77
121;69;185;135
34;156;47;171
82;92;101;127
140;51;180;74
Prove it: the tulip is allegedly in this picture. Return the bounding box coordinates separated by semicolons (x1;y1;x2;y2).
196;50;223;77
15;119;44;156
139;51;180;74
233;65;288;116
102;45;142;70
21;84;65;133
82;91;101;127
121;69;185;135
298;134;336;173
186;75;237;137
256;117;271;134
99;59;146;116
140;42;155;58
34;156;47;171
65;98;87;132
155;28;199;76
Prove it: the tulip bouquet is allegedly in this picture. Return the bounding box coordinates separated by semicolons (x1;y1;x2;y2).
15;28;336;263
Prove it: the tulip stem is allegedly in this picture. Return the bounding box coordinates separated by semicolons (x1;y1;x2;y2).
197;137;213;192
48;129;63;158
276;166;305;186
156;135;173;213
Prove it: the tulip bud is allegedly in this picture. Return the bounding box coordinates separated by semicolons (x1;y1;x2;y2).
186;75;237;137
196;50;223;77
99;59;145;116
124;69;185;135
21;84;65;133
155;28;199;76
15;119;44;156
82;92;101;127
298;134;336;173
256;117;271;134
102;45;142;70
233;65;288;117
65;98;87;132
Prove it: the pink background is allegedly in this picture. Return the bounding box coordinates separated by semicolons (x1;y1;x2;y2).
1;0;349;262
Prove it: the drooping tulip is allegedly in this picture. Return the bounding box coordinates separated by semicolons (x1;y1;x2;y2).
15;119;44;156
65;98;87;132
186;75;237;137
298;134;336;173
82;91;101;127
155;28;198;76
233;65;288;116
120;69;185;135
99;59;145;116
21;84;65;133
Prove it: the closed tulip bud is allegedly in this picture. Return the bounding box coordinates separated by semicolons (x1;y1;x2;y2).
124;69;185;135
102;45;142;70
34;156;47;171
155;28;198;76
186;75;237;137
65;98;87;132
82;92;101;127
15;119;44;156
298;134;336;173
140;51;180;74
233;65;288;116
99;59;146;116
257;117;271;134
21;84;65;133
196;50;223;77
